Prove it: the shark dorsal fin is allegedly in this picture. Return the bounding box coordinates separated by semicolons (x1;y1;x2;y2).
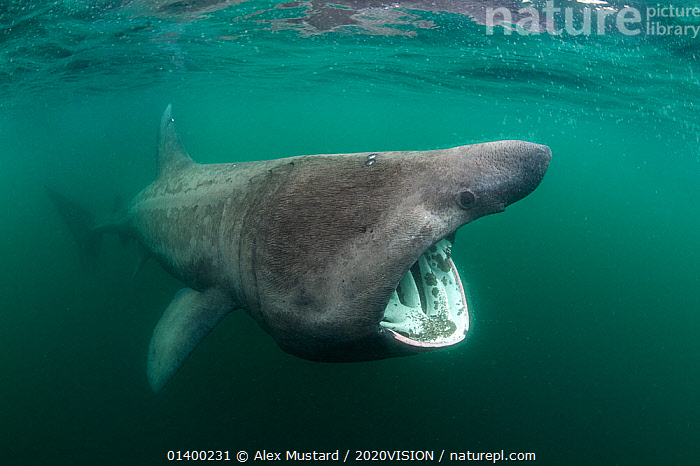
157;104;194;178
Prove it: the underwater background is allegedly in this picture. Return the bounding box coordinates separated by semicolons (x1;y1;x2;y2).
1;1;698;464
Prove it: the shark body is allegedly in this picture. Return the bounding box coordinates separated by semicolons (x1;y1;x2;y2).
49;105;551;391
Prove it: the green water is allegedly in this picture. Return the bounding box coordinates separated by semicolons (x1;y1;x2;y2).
1;1;698;464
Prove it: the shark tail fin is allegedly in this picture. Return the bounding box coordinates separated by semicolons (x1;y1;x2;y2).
45;187;105;272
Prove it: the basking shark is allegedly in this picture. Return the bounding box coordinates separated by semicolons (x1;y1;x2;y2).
49;105;551;391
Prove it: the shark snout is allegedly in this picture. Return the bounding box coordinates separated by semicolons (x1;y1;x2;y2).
494;140;551;208
518;142;551;200
530;142;552;178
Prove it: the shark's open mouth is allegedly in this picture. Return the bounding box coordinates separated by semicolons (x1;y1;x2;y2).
380;238;469;348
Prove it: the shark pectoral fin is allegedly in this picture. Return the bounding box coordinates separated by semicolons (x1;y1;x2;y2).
147;288;233;392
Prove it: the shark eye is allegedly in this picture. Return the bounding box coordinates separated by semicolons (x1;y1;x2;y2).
457;190;476;209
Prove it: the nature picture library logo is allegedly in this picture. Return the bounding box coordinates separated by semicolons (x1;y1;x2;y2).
485;0;700;38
